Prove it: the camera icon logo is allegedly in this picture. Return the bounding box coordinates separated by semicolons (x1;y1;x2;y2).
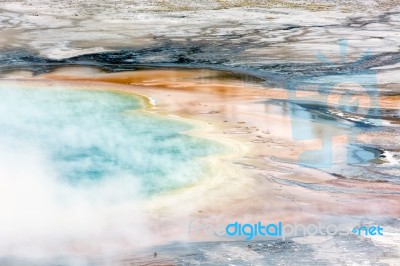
286;39;381;170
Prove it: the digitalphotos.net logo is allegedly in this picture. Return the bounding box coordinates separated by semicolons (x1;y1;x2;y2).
188;220;384;241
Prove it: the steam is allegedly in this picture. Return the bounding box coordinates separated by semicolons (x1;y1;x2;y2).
0;141;150;258
0;84;218;259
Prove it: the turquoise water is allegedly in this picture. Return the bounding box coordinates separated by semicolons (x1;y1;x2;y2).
0;85;221;195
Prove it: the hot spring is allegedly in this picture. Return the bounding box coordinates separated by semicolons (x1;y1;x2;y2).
0;83;223;257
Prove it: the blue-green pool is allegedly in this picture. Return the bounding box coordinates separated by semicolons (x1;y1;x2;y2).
0;85;222;195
